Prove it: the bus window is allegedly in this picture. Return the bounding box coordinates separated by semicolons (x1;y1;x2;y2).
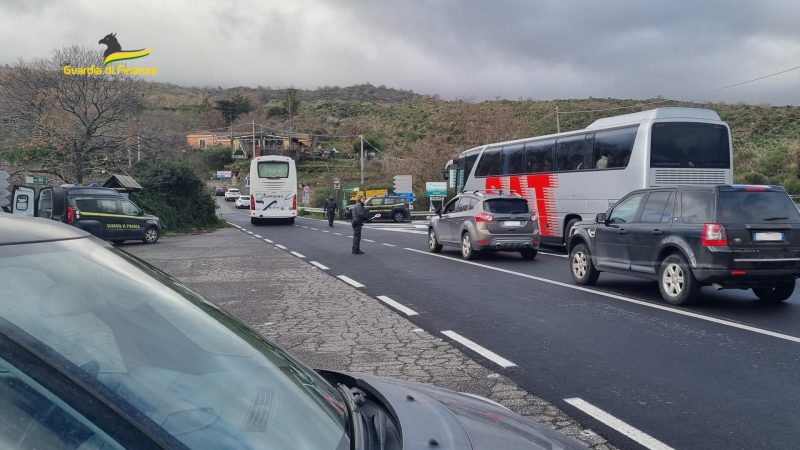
556;134;593;171
593;126;637;169
503;144;525;175
650;122;730;169
257;161;290;178
524;139;555;173
474;148;503;177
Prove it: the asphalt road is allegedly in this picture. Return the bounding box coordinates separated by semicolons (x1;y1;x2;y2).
219;200;800;450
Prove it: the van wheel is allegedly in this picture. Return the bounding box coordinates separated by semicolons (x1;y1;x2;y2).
287;218;295;225
143;227;160;244
428;228;443;253
658;254;699;305
753;282;795;303
393;211;405;223
520;249;538;260
461;232;478;260
570;243;599;285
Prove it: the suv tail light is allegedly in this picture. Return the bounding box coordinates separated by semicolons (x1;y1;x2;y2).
702;223;728;247
292;194;297;210
475;212;494;223
66;206;76;225
250;195;255;210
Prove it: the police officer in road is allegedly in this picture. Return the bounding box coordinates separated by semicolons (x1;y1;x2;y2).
323;196;338;227
351;195;371;254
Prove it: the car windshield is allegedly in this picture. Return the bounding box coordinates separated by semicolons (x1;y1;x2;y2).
0;239;349;450
483;198;529;214
719;190;800;223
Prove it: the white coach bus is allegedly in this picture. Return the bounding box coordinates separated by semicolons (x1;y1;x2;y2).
446;107;733;245
249;155;297;225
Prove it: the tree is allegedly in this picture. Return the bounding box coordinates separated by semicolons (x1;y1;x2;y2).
214;94;253;124
283;88;300;121
202;146;233;170
0;46;144;184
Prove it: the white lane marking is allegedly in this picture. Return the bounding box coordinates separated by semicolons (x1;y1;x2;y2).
367;228;427;235
382;243;396;247
363;239;375;243
310;227;319;231
275;244;287;250
253;234;262;238
301;226;309;229
334;232;343;236
290;251;305;258
246;231;253;234
227;222;241;229
404;248;800;344
564;398;674;450
337;275;365;288
323;230;330;233
310;261;329;270
539;251;568;258
263;238;273;243
347;235;353;238
441;330;516;368
376;295;418;316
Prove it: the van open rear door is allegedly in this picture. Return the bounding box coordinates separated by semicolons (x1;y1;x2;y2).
11;186;35;216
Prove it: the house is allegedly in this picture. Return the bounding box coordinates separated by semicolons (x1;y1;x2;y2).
186;130;312;159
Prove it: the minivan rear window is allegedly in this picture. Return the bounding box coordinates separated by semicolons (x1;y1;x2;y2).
719;191;800;224
483;199;529;214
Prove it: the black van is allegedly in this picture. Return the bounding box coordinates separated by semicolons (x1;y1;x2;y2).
36;186;162;244
568;185;800;305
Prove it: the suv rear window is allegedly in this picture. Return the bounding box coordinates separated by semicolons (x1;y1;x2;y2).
483;199;529;214
719;190;800;224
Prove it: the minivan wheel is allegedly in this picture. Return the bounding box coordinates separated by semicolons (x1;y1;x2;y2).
570;243;599;285
658;254;699;305
461;232;477;260
143;226;160;244
520;248;537;260
753;282;795;303
428;229;443;253
393;211;405;223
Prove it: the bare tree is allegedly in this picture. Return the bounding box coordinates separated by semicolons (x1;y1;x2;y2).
0;46;143;183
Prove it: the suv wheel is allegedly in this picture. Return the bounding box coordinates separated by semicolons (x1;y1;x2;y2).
428;228;443;253
393;211;405;223
143;226;160;244
461;232;477;260
570;243;599;285
520;249;537;260
753;282;795;303
658;254;699;305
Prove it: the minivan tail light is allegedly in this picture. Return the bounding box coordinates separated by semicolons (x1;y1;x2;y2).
66;206;76;225
475;212;494;223
702;223;728;247
292;194;297;210
250;195;255;210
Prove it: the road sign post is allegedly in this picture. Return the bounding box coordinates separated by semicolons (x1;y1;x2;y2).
0;170;9;209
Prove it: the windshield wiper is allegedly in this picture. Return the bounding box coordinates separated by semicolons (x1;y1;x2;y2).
336;384;366;450
763;216;789;221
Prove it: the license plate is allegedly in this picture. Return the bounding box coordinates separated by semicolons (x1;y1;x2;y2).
503;221;522;227
753;231;785;241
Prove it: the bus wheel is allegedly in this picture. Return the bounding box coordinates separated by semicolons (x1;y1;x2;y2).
251;218;263;225
564;218;580;244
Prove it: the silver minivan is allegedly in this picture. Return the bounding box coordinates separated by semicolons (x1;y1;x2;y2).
429;191;540;260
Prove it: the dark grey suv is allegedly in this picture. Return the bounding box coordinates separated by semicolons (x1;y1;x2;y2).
429;191;540;260
568;185;800;305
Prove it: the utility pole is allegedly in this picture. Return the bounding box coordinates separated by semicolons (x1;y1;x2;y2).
137;134;141;162
555;106;561;134
251;120;256;158
360;134;365;185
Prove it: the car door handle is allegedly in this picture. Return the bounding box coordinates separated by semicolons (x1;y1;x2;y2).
652;229;663;235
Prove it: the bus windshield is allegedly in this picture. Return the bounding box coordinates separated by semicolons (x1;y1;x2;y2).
650;122;730;169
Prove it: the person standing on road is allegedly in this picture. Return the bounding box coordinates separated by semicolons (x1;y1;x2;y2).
324;196;338;227
351;195;370;254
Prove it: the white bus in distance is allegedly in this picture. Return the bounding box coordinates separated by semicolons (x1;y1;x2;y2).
446;107;733;245
249;155;297;225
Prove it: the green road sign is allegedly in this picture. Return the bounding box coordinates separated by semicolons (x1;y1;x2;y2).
25;175;48;185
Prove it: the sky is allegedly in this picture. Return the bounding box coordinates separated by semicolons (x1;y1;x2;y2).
1;0;799;105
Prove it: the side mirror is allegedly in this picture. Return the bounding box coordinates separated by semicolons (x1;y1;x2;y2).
595;213;607;224
435;207;442;217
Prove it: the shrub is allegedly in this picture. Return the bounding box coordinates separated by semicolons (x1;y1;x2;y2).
131;160;218;232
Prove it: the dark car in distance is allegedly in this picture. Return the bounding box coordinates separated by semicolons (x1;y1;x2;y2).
568;185;800;305
0;214;585;450
214;185;226;196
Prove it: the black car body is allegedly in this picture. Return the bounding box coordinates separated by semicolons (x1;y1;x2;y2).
0;214;585;450
345;196;410;222
214;185;226;196
568;184;800;304
37;186;162;244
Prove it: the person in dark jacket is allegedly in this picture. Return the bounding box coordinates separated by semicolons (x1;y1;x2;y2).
323;196;338;227
351;195;370;254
